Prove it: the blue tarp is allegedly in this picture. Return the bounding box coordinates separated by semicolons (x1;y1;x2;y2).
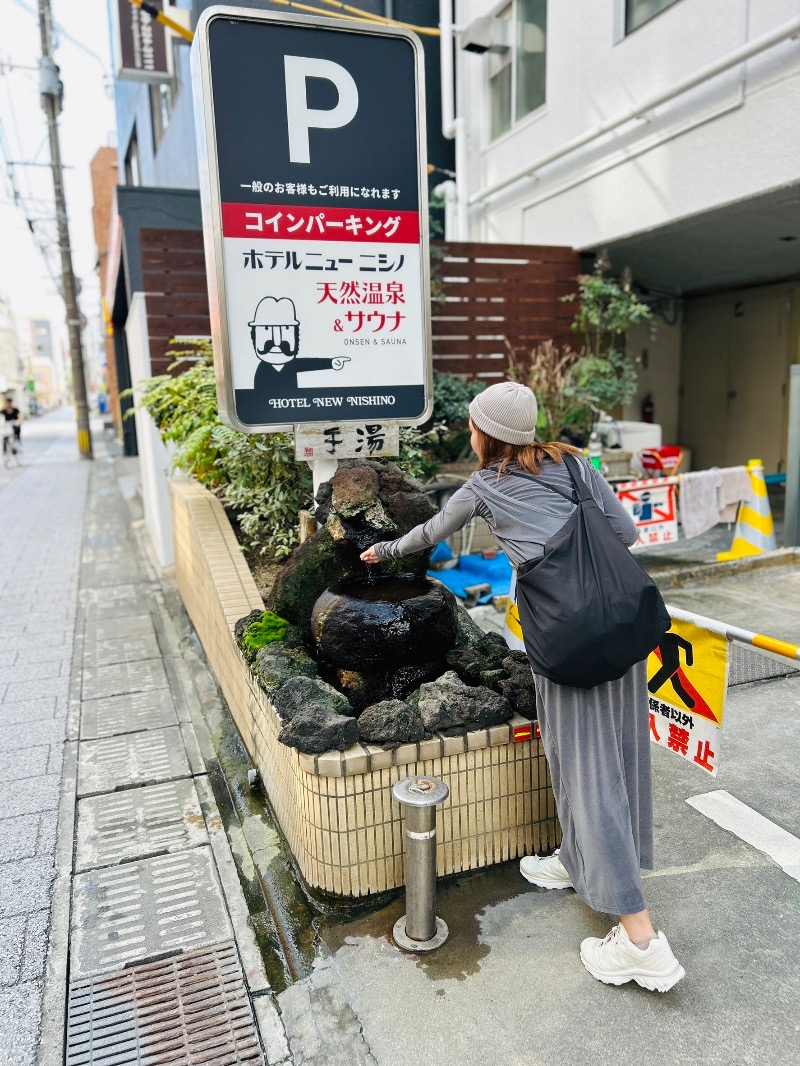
428;549;513;604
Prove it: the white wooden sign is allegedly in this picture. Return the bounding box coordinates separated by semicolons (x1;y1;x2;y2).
294;422;399;461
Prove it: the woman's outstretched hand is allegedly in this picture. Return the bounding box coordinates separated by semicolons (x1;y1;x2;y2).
360;547;381;564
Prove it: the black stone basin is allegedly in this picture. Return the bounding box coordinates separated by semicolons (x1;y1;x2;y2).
311;574;458;673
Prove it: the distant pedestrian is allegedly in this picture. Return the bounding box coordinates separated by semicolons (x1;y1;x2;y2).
361;381;684;992
2;396;22;444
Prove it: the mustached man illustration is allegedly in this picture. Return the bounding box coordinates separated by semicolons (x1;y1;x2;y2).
250;296;349;398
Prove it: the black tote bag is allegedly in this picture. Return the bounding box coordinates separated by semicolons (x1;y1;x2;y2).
511;454;671;689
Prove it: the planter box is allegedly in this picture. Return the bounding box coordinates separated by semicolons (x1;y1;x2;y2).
170;478;559;897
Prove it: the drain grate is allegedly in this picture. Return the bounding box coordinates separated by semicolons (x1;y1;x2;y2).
76;780;208;871
77;726;190;796
66;942;263;1065
83;635;163;671
80;690;179;740
81;658;170;702
70;847;232;978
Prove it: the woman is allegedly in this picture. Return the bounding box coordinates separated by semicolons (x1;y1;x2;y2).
361;381;684;992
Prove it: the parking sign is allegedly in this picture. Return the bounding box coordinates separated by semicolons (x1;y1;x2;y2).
191;7;431;432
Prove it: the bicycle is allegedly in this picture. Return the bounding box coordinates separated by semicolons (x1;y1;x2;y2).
2;422;21;468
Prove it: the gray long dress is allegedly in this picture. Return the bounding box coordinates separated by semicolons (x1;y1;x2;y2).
372;455;652;916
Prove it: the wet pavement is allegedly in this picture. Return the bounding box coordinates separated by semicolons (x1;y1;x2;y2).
2;411;799;1065
0;411;282;1065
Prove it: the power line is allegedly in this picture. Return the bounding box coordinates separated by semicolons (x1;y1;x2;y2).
0;113;62;290
11;0;111;77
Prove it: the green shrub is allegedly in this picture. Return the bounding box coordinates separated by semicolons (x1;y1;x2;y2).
396;427;441;482
131;343;312;559
432;372;484;426
131;341;448;553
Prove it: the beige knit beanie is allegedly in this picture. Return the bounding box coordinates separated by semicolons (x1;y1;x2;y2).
468;381;538;445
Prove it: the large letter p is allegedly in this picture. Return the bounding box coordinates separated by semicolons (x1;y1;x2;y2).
284;56;359;165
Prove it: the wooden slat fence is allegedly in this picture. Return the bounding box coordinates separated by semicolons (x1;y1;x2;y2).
431;241;580;380
140;228;211;376
136;230;580;382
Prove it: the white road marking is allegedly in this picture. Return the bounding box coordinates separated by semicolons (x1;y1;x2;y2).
686;790;800;884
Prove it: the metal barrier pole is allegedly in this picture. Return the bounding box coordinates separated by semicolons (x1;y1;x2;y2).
667;605;800;662
785;365;800;547
392;776;449;952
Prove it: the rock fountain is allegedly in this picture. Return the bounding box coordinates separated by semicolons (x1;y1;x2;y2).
235;459;535;754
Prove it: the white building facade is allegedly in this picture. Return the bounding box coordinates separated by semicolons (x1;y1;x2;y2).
0;297;24;404
451;0;800;470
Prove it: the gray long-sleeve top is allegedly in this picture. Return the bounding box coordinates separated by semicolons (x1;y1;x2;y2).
372;455;639;566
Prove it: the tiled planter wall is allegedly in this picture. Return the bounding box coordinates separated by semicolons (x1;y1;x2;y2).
170;478;560;897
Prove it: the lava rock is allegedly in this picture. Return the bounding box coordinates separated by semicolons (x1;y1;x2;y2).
374;460;420;499
479;631;512;659
445;647;484;685
504;650;529;667
390;659;445;699
282;623;307;649
327;503;396;552
272;676;352;721
332;668;375;714
499;677;537;718
453;606;486;650
334;658;444;714
253;645;317;694
498;655;537;717
314;480;334;524
385;489;436;530
446;630;513;685
278;706;359;754
479;668;507;692
331;464;380;517
410;670;513;732
358;700;425;744
269;460;438;636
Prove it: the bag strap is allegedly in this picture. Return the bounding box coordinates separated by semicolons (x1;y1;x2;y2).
562;453;595;503
507;468;577;503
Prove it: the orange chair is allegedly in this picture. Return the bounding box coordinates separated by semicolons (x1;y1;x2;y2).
639;446;684;477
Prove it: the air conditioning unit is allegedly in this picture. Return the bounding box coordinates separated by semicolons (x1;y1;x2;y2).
460;16;512;55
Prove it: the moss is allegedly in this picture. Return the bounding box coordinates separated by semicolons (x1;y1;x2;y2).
238;610;289;664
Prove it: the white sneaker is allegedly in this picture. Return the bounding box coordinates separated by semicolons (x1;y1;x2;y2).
519;849;573;889
580;924;685;992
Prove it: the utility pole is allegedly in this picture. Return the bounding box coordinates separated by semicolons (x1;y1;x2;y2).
37;0;92;458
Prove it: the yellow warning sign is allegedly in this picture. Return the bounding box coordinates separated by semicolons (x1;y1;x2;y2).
647;618;729;776
647;618;728;726
503;571;525;651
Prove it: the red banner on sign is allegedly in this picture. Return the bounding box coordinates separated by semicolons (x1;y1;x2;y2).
221;203;420;243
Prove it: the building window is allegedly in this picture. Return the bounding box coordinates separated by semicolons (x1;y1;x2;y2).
149;81;173;150
149;39;184;151
625;0;679;34
489;0;547;141
124;129;140;186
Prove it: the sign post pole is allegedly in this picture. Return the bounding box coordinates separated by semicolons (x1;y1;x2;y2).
784;365;800;547
310;456;339;498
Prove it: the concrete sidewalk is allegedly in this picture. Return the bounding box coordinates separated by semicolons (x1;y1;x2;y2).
0;412;289;1065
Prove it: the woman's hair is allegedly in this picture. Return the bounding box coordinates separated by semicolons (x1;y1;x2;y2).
471;423;581;477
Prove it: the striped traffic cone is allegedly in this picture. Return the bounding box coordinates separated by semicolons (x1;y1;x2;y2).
717;459;777;561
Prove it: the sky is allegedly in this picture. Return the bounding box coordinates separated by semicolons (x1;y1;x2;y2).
0;0;116;362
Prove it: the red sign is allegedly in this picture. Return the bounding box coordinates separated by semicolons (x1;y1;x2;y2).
221;204;419;244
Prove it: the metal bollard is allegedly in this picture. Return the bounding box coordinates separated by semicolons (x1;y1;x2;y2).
392;776;449;952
